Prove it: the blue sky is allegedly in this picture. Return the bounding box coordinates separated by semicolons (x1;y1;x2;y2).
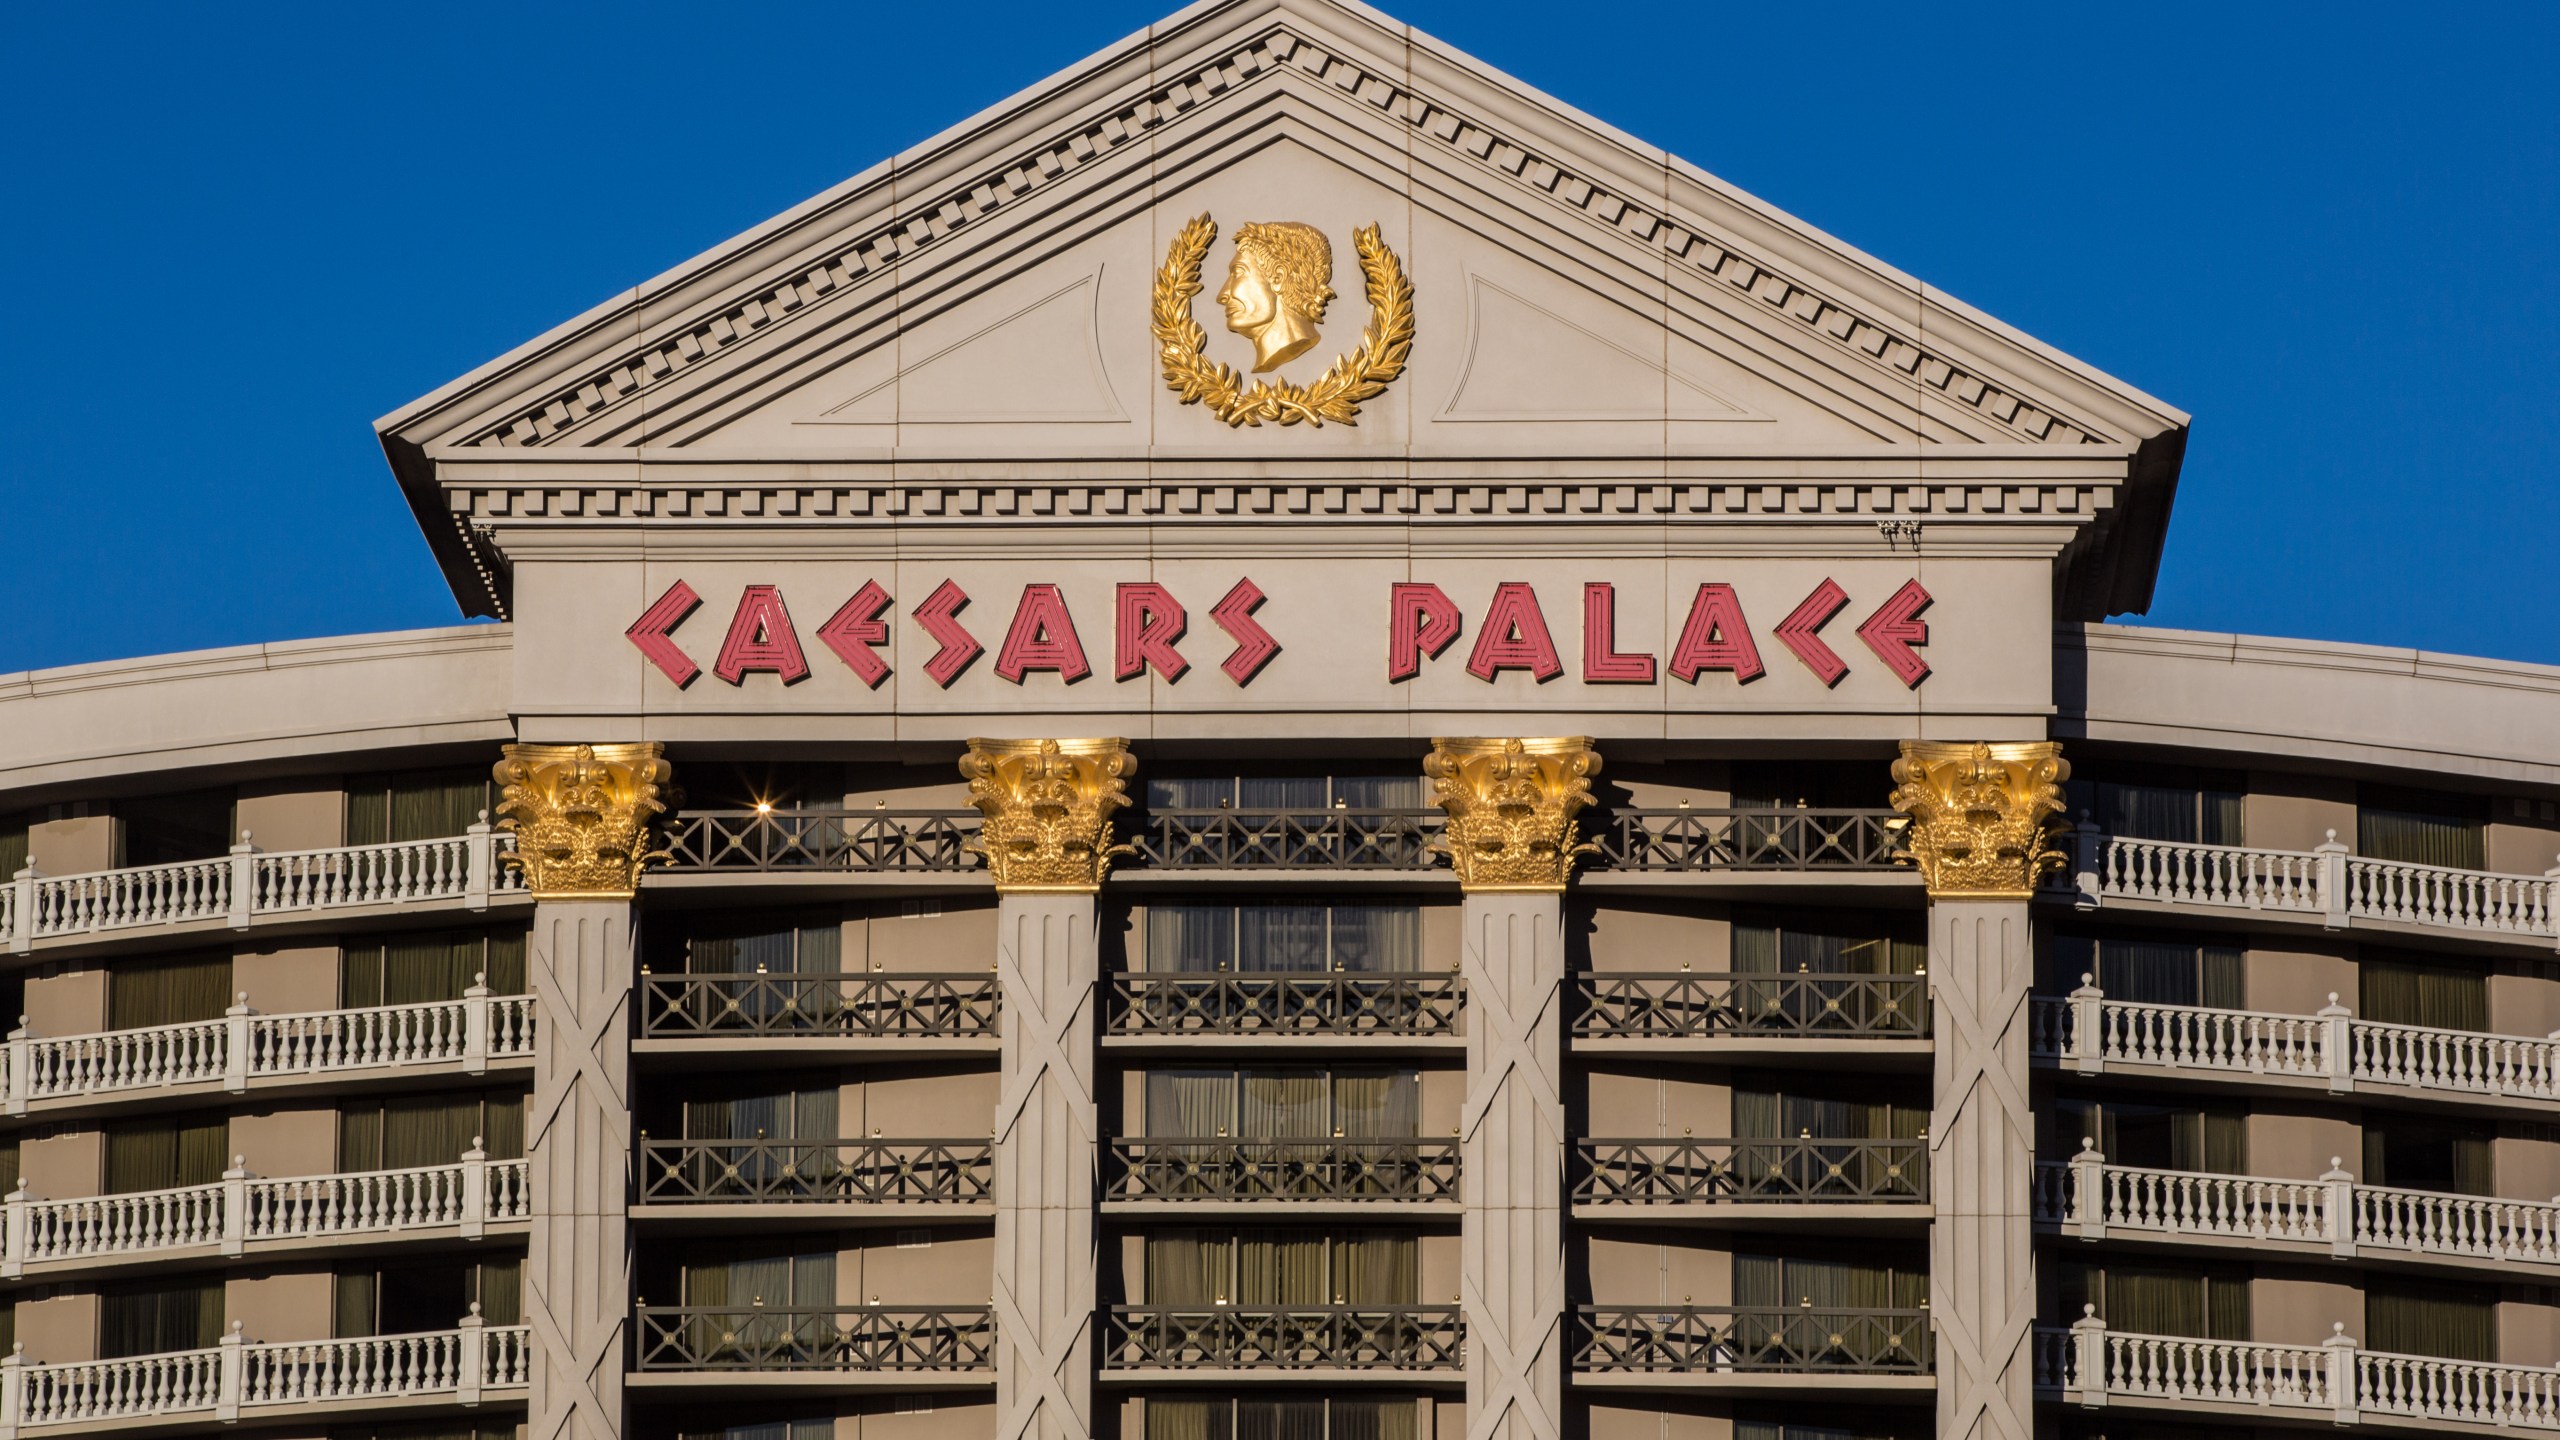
4;1;2554;672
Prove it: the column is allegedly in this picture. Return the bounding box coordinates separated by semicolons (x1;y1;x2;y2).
1889;741;2068;1440
1427;737;1599;1440
495;742;673;1440
963;738;1136;1440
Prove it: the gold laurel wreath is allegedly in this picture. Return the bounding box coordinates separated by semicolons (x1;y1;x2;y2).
1153;214;1415;427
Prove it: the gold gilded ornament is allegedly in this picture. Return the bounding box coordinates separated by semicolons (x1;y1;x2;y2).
1425;737;1602;892
1888;740;2070;898
959;738;1137;893
493;742;673;899
1154;213;1414;427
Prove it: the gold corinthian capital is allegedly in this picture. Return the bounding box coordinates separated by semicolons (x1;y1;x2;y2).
959;738;1138;893
493;742;674;900
1425;737;1603;893
1888;740;2070;898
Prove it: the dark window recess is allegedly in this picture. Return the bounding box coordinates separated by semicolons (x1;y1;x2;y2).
2057;1259;2249;1341
673;1420;837;1440
1734;1253;1927;1310
103;1117;227;1194
682;762;847;813
1143;773;1425;810
345;768;495;847
676;1079;840;1142
341;930;527;1006
1145;902;1421;973
1734;912;1924;976
2065;764;2245;846
1145;1396;1425;1440
0;813;26;880
339;1093;525;1170
2057;1099;2246;1173
107;951;235;1029
335;1257;519;1335
674;1246;838;1309
2048;934;2243;1008
646;910;842;976
1736;1414;1927;1440
2366;1278;2497;1361
0;1133;18;1195
331;1422;522;1440
2364;1118;2494;1196
1144;1069;1419;1139
116;789;236;867
1142;1227;1417;1306
2359;951;2488;1032
2359;784;2487;870
1730;760;1892;811
100;1275;223;1357
1735;1077;1926;1142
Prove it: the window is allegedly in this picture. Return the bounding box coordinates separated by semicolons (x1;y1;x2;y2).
651;911;842;976
1733;913;1923;976
1734;1253;1926;1310
100;1275;222;1357
336;1257;519;1335
1142;1227;1415;1305
681;1245;837;1309
683;762;847;813
2056;1099;2245;1173
681;1080;840;1143
2364;1117;2493;1196
2058;1260;2248;1340
2359;951;2488;1032
674;1421;835;1440
105;951;234;1030
345;768;493;847
2359;784;2486;870
1145;902;1420;974
1730;761;1892;810
1144;774;1424;809
2066;765;2244;846
333;1422;521;1440
0;813;25;880
340;1093;525;1170
1144;1069;1419;1139
1146;1396;1421;1440
341;929;527;1006
2047;934;2243;1008
1735;1078;1925;1142
2366;1278;2497;1360
103;1117;227;1193
115;789;236;866
1735;1414;1923;1440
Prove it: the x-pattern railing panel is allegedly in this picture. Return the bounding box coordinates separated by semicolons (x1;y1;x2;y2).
639;973;999;1038
1572;972;1929;1038
1103;1306;1462;1370
1107;1140;1459;1202
638;1140;993;1204
1108;973;1462;1035
1590;810;1905;872
658;811;983;872
1129;810;1440;870
1575;1306;1932;1374
632;1307;995;1371
1574;1138;1927;1204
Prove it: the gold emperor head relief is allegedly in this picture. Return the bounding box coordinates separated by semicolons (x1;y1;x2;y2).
1217;221;1335;372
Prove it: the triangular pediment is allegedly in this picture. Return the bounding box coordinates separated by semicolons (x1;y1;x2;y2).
379;0;2186;617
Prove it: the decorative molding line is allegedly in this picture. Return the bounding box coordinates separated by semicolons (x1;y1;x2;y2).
451;23;2108;455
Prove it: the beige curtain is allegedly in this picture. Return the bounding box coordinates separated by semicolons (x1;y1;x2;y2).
108;952;233;1029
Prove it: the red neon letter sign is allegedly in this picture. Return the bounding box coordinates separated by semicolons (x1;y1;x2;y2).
1667;584;1764;684
1388;584;1463;681
994;584;1092;683
1772;579;1851;687
1581;582;1656;683
1210;578;1280;685
713;585;811;685
1115;584;1190;682
912;581;981;688
627;580;703;688
1856;580;1933;687
816;581;893;689
1466;583;1563;682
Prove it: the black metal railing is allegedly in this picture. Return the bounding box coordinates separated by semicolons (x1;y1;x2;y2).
1108;1140;1460;1202
1588;809;1905;872
1104;1306;1463;1370
1573;1138;1927;1205
640;972;1000;1038
658;810;982;872
1574;1306;1931;1374
1572;972;1928;1039
633;1305;995;1371
1109;973;1462;1036
1129;808;1441;870
639;1140;994;1204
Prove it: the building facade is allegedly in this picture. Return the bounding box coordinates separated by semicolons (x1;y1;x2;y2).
5;4;2560;1440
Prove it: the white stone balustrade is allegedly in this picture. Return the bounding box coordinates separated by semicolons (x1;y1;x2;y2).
2;1149;529;1276
0;1314;530;1436
0;984;535;1116
2070;824;2560;949
2041;1311;2560;1431
2031;978;2560;1104
1;822;522;954
2036;1146;2560;1270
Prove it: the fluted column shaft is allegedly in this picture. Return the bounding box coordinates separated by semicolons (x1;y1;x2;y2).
525;900;633;1440
993;893;1100;1440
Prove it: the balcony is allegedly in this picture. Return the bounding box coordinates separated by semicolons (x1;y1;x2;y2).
2038;1312;2560;1433
3;989;535;1117
1129;808;1438;871
630;1306;994;1376
2;829;523;955
636;1140;992;1210
656;810;981;874
0;1318;528;1436
1102;1306;1462;1377
4;1150;528;1278
2067;828;2560;950
1586;809;1906;873
1572;972;1929;1047
1573;1138;1927;1223
1106;973;1461;1042
1105;1140;1460;1211
2034;1149;2560;1279
637;971;999;1048
1573;1306;1932;1388
2031;979;2560;1112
